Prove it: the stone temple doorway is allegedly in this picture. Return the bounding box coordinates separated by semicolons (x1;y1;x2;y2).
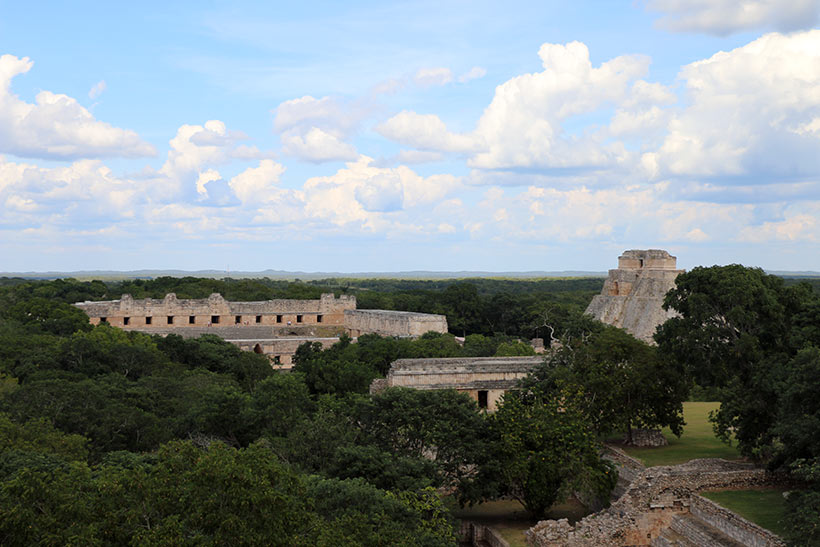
253;343;263;354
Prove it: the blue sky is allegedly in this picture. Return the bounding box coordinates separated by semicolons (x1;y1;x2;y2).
1;1;819;272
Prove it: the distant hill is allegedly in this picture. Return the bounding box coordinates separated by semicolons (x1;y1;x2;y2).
767;270;820;278
0;269;609;281
3;269;818;281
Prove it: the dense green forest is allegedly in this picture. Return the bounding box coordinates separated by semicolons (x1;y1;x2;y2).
0;276;619;545
1;272;818;544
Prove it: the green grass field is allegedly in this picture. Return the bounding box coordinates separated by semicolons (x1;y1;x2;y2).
453;498;589;547
620;402;742;466
701;488;788;537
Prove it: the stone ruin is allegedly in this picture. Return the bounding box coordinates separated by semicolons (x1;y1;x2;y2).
624;428;668;448
74;293;448;368
371;356;543;411
585;250;684;344
526;448;787;546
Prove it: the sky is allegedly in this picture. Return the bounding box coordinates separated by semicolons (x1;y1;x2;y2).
1;0;820;273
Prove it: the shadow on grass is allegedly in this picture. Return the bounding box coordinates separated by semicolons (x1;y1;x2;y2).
616;402;742;467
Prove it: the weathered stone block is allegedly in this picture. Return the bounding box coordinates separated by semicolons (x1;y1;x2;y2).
586;250;684;343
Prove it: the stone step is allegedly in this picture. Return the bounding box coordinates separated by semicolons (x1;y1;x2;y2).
667;514;747;547
652;525;698;547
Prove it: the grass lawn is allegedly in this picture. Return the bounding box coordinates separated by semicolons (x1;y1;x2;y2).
701;488;788;537
453;498;589;547
619;402;742;466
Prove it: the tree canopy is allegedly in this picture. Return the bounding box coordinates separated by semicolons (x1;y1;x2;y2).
656;265;820;543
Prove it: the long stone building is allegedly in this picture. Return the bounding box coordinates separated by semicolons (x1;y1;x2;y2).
371;356;544;410
585;249;684;343
74;293;448;367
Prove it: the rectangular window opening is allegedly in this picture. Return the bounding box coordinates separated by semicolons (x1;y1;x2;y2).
255;315;262;324
317;314;323;323
123;317;130;326
276;315;283;323
167;316;174;325
296;315;303;323
145;316;152;325
235;315;242;324
211;315;220;324
189;315;196;324
478;390;488;409
99;316;107;323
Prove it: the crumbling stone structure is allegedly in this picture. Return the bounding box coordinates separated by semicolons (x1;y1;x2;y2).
74;293;448;367
527;450;786;546
585;250;684;343
371;356;543;410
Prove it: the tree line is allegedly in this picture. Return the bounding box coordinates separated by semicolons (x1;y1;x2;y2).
0;275;604;340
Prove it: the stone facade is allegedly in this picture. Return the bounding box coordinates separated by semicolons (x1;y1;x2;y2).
345;309;448;337
372;356;543;410
585;250;684;343
75;292;356;329
74;293;448;368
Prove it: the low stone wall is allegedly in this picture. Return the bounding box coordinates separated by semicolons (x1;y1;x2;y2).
625;428;668;447
603;445;645;500
459;521;510;547
689;494;785;547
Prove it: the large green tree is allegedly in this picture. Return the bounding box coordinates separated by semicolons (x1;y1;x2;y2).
655;265;817;460
523;325;686;441
487;390;616;518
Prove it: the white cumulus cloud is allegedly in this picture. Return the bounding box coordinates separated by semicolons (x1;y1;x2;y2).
469;41;650;170
0;55;155;160
228;159;287;204
376;111;482;154
643;31;820;182
273;95;364;162
302;156;462;228
281;127;358;163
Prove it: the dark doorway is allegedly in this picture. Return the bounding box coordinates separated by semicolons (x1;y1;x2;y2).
478;390;488;409
253;344;263;354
